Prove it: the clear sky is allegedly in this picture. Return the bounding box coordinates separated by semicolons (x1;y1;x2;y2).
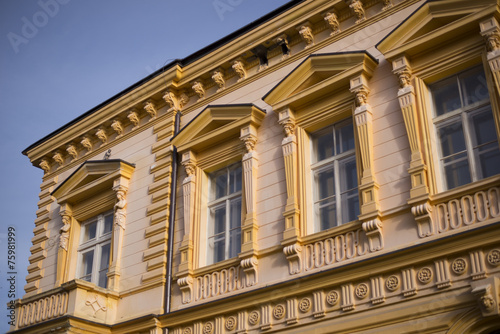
0;0;291;331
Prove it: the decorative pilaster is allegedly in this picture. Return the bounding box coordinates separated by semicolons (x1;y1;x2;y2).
179;152;196;280
107;180;129;291
55;204;72;287
350;75;380;224
392;56;434;238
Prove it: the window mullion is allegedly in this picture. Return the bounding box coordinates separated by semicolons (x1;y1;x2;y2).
462;111;477;182
334;159;341;227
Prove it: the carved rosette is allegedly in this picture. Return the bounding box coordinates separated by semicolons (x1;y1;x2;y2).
225;316;237;331
95;128;107;144
248;310;260;326
127;110;140;127
273;304;286;320
355;283;369;299
192;81;205;100
487;249;500;266
349;0;365;24
297;24;314;48
81;136;93;152
66;144;78;161
417;267;433;284
326;290;339;306
299;298;312;313
232;60;247;82
144;100;157;119
385;275;399;292
111;119;123;136
324;12;341;36
211;70;225;92
452;258;467;275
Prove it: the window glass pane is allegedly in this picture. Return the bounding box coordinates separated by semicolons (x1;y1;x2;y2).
83;221;97;242
431;77;461;116
228;228;241;259
472;109;498;146
229;166;242;194
81;250;94;281
315;132;334;161
229;198;241;230
319;203;336;230
212;235;225;263
438;121;466;157
461;67;489;105
103;214;113;234
340;158;357;192
214;173;227;199
316;168;335;200
336;122;355;154
477;143;500;179
100;244;111;271
341;189;359;224
444;155;471;189
212;206;226;235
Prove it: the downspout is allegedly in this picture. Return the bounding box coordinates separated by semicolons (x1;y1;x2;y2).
164;111;181;314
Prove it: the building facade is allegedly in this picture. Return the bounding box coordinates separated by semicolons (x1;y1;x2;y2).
14;0;500;333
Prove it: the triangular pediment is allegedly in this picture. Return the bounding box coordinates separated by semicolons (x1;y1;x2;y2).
172;104;266;153
263;52;378;110
52;160;135;205
377;0;498;59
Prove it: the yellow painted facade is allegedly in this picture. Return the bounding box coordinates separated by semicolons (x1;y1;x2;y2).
15;0;500;333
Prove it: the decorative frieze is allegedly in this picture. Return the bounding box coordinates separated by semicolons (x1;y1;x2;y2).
17;292;69;328
193;265;248;302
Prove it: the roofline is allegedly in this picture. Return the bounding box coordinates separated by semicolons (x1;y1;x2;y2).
22;0;306;156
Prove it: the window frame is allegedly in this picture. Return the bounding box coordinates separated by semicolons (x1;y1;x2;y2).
206;163;243;265
76;211;113;288
310;119;359;232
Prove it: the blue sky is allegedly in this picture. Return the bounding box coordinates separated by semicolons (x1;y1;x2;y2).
0;0;291;331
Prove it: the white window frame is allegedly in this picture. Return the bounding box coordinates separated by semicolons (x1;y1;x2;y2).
77;211;113;288
206;163;242;265
431;65;500;190
311;119;359;232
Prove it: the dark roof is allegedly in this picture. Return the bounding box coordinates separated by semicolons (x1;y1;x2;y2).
22;0;306;156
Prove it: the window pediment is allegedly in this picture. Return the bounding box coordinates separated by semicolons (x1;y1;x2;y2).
172;104;266;154
377;0;497;60
263;52;378;111
52;159;135;205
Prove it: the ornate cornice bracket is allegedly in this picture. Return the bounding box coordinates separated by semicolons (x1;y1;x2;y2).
240;256;258;287
144;100;157;119
296;22;314;48
177;275;194;304
283;243;302;275
323;11;341;36
232;58;247;82
163;89;189;113
211;69;226;92
362;218;383;252
349;0;366;24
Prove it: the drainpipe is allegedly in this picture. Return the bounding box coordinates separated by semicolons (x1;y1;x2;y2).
164;111;181;314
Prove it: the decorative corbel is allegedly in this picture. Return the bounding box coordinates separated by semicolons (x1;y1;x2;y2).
107;180;129;291
127;109;140;127
211;69;226;92
95;128;108;144
350;75;379;221
324;11;341;36
411;202;434;238
163;89;189;113
471;277;500;317
283;244;302;275
240;256;258;287
111;119;124;136
382;0;393;11
178;276;194;304
362;219;383;252
53;151;64;168
39;158;51;174
275;34;291;60
349;0;366;24
144;100;157;119
297;23;314;48
55;204;72;287
66;144;78;161
81;136;93;152
232;59;247;82
192;81;205;101
250;45;268;72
